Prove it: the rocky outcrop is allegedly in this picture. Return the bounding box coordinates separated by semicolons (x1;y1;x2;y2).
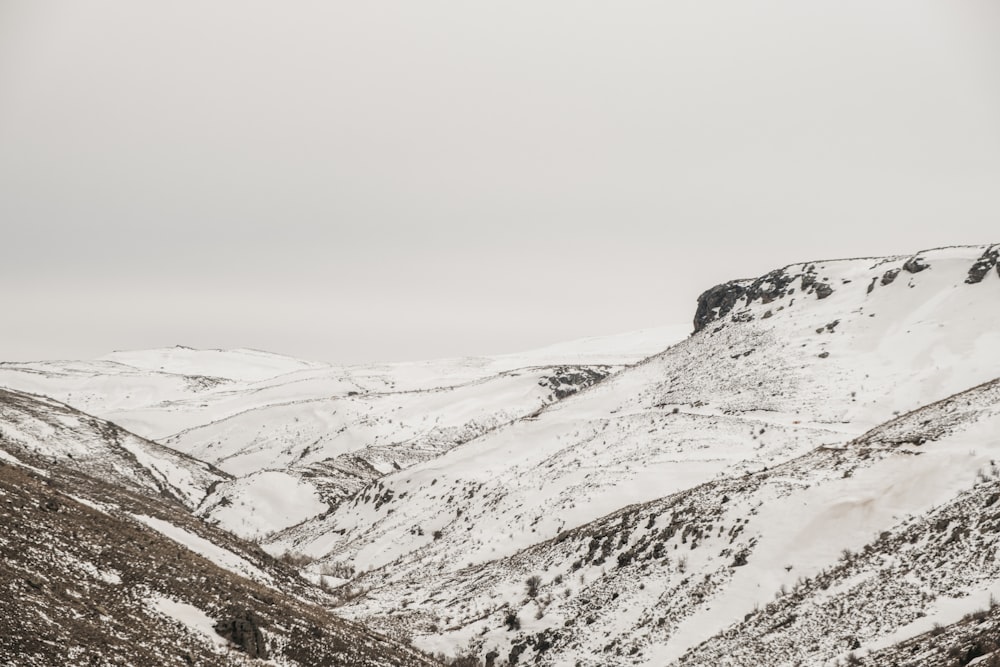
214;609;268;659
880;269;900;286
693;265;829;332
966;246;999;284
538;366;612;400
693;282;747;333
903;256;930;273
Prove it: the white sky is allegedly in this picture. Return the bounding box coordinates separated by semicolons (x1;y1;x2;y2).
2;1;999;363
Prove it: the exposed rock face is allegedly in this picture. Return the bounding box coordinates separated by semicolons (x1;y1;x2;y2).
880;269;900;286
694;245;999;334
903;256;930;273
538;367;613;400
966;246;999;284
693;282;747;333
214;609;268;659
693;265;829;332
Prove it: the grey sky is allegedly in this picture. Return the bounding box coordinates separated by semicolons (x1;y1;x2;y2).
2;1;999;363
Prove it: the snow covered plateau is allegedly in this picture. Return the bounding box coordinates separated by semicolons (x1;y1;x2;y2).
2;244;1000;666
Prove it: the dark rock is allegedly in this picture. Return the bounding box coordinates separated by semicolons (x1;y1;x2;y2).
867;277;877;294
694;282;747;333
214;609;268;659
539;367;612;400
818;351;830;359
695;264;835;330
509;642;527;665
902;256;929;273
880;269;900;286
966;246;1000;284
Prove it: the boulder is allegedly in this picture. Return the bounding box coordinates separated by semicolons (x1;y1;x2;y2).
902;256;929;273
214;609;268;659
966;246;999;284
880;269;900;286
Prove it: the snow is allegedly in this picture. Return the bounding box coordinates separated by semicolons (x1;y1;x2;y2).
861;586;1000;656
148;595;229;651
132;514;273;585
66;493;112;514
200;470;328;539
275;245;1000;664
75;560;123;585
117;435;212;507
102;346;326;382
3;244;1000;665
2;326;678;443
0;448;49;477
651;413;1000;664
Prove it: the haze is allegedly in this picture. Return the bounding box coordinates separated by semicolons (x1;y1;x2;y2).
2;1;999;363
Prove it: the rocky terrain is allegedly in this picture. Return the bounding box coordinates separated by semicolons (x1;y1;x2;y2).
2;244;999;665
0;391;438;666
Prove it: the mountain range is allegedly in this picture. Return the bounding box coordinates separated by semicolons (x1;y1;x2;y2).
2;243;999;666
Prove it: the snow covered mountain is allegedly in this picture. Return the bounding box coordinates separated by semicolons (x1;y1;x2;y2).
0;392;438;666
0;388;227;509
2;244;999;666
0;329;678;539
268;244;999;665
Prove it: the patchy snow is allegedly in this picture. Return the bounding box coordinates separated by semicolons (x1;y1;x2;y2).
0;389;225;507
117;435;215;507
0;447;49;477
147;595;229;651
132;514;272;585
66;493;112;514
861;585;1000;656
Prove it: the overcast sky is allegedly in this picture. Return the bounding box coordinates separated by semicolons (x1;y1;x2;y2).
2;1;999;363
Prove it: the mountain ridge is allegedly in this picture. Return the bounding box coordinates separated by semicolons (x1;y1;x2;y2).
2;242;999;665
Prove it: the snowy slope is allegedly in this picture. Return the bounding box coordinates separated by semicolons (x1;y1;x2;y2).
4;244;998;665
189;365;617;538
101;345;328;382
0;389;227;508
0;330;681;541
166;366;614;476
0;328;679;442
0;432;438;666
0;359;232;423
325;378;1000;665
267;244;1000;663
102;330;681;440
0;331;681;540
